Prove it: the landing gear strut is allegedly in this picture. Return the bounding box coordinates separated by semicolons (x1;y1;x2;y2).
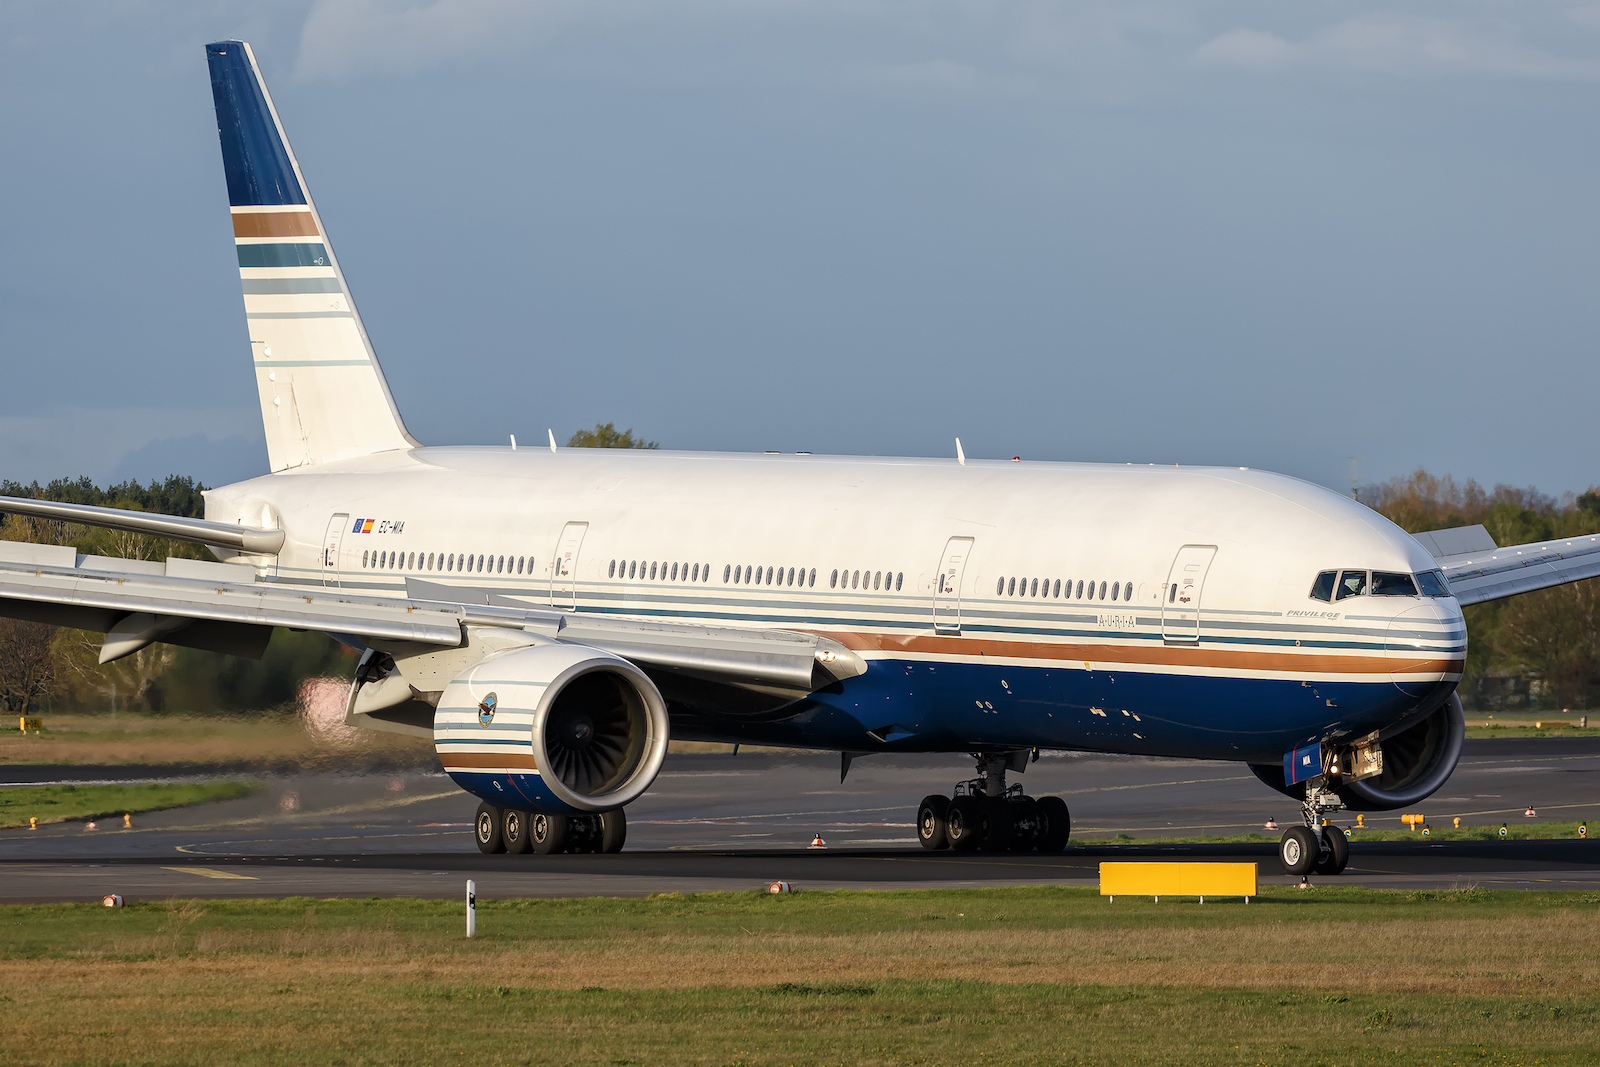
916;751;1070;853
1278;779;1349;876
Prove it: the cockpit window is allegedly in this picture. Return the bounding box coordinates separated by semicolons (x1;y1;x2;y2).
1335;570;1368;600
1309;570;1337;603
1416;570;1451;597
1372;571;1418;596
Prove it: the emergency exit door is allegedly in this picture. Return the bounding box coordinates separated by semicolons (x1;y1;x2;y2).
1161;545;1217;643
550;522;588;609
933;536;975;634
322;513;349;588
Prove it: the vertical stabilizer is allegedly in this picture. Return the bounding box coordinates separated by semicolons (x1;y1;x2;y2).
206;41;418;471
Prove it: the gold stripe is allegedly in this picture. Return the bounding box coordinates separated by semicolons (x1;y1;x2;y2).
814;630;1462;677
440;752;540;771
232;211;319;238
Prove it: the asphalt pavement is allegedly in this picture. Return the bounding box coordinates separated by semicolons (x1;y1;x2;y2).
3;739;1597;902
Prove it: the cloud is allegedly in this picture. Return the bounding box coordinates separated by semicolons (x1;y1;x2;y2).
1197;13;1600;81
295;0;564;80
0;408;264;487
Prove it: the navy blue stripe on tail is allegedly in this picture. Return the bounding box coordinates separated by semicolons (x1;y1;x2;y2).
206;41;305;207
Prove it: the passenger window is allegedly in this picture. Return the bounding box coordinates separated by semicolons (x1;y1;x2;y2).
1372;571;1418;596
670;562;677;581
1112;581;1120;601
1335;570;1368;600
724;564;732;583
830;569;839;588
1006;577;1015;596
1416;570;1450;597
896;572;903;591
647;561;655;580
1051;579;1059;598
1124;581;1131;602
852;570;860;589
1309;570;1336;602
517;556;524;574
809;568;817;587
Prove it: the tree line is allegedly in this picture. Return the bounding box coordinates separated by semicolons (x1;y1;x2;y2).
4;458;1596;716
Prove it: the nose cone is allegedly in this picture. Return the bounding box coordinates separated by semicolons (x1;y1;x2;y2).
1385;599;1467;699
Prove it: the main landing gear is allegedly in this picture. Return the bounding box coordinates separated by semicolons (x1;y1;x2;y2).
1277;780;1350;876
916;752;1071;853
475;802;627;855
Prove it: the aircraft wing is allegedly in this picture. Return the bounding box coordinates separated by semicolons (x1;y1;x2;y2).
0;541;849;690
1415;523;1600;606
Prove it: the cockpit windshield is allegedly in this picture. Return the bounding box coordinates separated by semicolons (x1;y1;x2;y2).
1308;567;1453;602
1335;570;1368;600
1372;571;1418;596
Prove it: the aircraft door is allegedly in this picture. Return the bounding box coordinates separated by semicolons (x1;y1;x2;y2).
550;522;589;609
1161;545;1217;643
933;536;975;634
322;513;350;588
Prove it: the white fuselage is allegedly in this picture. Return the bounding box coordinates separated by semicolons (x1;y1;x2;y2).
205;447;1466;763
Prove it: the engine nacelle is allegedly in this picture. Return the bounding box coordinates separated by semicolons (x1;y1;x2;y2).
435;642;669;815
1250;693;1466;812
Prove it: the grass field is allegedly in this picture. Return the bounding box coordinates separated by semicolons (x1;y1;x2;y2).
0;780;256;829
0;712;435;768
1464;716;1600;739
2;887;1598;1065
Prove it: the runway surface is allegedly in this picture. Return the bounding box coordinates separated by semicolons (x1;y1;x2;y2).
4;740;1598;902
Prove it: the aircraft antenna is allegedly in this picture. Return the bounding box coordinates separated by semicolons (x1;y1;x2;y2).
548;429;558;454
955;438;966;466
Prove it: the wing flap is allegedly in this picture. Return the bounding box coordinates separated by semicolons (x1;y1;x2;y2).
0;551;463;645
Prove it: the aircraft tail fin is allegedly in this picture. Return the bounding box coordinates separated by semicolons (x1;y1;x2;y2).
205;41;418;472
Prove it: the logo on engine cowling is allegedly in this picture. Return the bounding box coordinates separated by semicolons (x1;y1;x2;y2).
477;692;497;727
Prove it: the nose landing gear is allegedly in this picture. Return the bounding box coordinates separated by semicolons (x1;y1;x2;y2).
916;751;1071;853
1277;781;1350;876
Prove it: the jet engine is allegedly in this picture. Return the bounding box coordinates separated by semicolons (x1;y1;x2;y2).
434;642;669;814
1250;693;1466;812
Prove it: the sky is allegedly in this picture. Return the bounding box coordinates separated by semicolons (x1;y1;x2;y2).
3;1;1600;497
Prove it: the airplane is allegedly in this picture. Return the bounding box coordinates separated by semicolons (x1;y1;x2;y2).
4;40;1600;874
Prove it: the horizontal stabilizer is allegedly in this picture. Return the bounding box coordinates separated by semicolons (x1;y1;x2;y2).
0;496;285;554
1412;524;1497;559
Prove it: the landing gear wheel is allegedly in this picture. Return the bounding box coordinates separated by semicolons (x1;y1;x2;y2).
503;809;531;854
475;803;506;854
1036;796;1070;853
1279;825;1318;876
600;809;627;854
946;795;989;852
530;811;569;855
982;796;1014;852
917;795;950;851
1007;796;1039;853
1315;825;1349;875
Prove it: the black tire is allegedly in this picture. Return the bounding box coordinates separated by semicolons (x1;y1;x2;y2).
530;811;568;855
503;809;531;854
1006;796;1040;852
475;803;506;854
1036;796;1071;853
946;795;989;852
600;809;627;854
1279;825;1318;875
983;796;1014;852
917;795;950;851
1316;824;1349;875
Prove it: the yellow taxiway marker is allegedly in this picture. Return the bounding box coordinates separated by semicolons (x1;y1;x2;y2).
160;866;257;880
